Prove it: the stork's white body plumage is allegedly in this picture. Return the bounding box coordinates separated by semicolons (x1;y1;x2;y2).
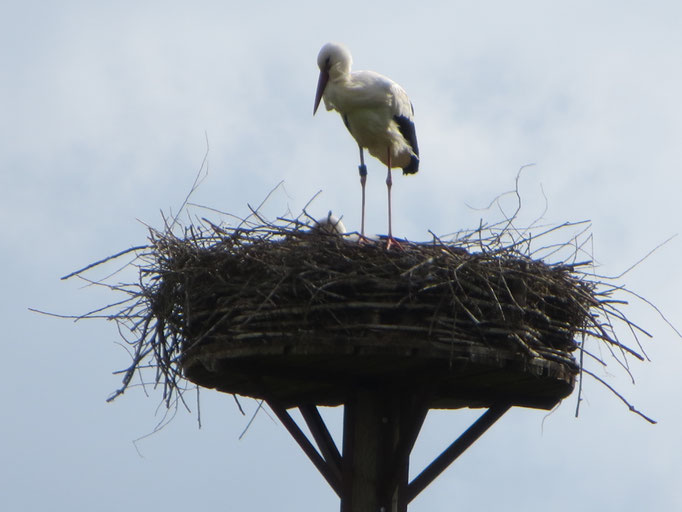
313;42;419;244
319;68;418;171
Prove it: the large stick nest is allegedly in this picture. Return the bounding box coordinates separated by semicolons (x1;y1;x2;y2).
160;230;589;355
61;204;658;421
153;222;598;409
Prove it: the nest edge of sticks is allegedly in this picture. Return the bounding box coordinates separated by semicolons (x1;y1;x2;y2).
146;222;603;411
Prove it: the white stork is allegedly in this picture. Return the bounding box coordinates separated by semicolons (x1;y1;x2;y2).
313;42;419;247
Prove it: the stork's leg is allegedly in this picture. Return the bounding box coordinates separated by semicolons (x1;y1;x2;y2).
358;145;367;238
385;148;399;250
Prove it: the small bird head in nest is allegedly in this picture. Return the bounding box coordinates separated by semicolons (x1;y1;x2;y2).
311;211;346;235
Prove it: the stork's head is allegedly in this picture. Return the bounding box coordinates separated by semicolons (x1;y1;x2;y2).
313;42;352;115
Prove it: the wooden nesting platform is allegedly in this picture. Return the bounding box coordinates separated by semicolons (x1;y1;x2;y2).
183;336;575;410
151;230;589;411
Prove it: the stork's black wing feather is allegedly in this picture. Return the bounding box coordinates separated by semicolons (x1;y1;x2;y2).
394;111;419;174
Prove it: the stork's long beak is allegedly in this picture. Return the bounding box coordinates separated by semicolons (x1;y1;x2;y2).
313;70;329;115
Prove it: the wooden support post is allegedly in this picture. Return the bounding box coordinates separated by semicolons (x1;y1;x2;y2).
341;389;384;512
340;388;419;512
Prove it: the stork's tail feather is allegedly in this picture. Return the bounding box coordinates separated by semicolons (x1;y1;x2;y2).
402;155;419;175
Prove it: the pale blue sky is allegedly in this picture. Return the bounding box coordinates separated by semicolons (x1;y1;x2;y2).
2;1;681;510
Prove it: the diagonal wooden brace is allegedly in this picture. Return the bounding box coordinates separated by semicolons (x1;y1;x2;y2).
406;402;512;503
267;400;342;497
299;403;342;478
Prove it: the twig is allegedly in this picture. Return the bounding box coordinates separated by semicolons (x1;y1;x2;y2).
580;368;657;424
61;245;148;280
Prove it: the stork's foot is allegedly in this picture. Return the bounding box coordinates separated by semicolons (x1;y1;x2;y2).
385;236;404;251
